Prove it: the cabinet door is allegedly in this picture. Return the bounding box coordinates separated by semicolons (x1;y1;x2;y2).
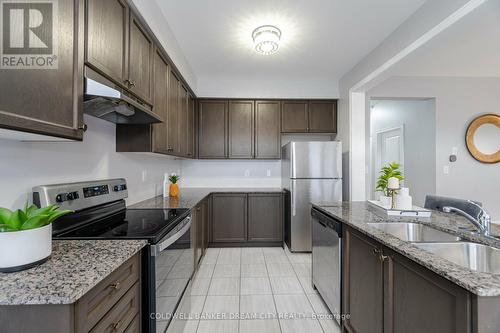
228;100;254;159
128;14;153;104
281;101;308;133
344;227;384;333
198;100;228;158
152;50;168;153
86;0;128;87
193;205;202;267
186;95;196;158
384;249;471;333
202;198;210;250
255;101;281;159
248;194;283;242
167;70;180;154
178;86;189;157
212;194;247;243
309;101;337;133
0;0;84;140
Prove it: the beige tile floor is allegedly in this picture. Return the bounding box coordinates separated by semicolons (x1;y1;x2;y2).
165;247;341;333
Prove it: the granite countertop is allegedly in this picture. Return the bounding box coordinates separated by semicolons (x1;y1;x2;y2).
0;240;147;305
312;201;500;296
130;187;284;210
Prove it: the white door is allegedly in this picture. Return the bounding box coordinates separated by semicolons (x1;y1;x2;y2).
374;126;405;197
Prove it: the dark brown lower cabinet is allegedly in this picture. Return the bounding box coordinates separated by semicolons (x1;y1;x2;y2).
248;193;283;242
343;226;480;333
384;247;471;333
211;194;247;243
210;192;283;246
343;227;383;333
0;253;141;333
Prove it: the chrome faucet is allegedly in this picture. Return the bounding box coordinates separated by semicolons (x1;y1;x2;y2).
442;200;491;236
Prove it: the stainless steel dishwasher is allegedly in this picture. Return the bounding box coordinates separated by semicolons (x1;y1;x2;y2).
312;207;342;325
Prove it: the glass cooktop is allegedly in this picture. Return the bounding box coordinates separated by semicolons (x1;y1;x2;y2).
54;208;190;244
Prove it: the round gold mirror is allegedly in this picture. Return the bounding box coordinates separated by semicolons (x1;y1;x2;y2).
465;114;500;164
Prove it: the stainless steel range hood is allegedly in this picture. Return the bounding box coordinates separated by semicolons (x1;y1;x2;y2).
84;75;162;124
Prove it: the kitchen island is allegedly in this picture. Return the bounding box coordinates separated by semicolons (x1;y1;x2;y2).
313;201;500;333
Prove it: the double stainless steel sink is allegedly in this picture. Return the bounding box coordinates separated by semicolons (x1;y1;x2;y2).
367;222;500;274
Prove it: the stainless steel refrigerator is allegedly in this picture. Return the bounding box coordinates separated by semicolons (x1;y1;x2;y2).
282;141;342;252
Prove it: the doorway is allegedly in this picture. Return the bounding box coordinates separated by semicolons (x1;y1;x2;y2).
369;99;436;206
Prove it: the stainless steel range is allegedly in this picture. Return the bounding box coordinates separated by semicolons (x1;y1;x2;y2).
33;179;193;333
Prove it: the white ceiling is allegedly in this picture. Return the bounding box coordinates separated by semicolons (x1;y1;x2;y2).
389;0;500;78
155;0;426;97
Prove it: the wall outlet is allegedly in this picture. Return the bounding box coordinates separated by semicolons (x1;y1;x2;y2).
267;169;271;177
443;165;449;175
452;147;458;155
244;169;250;177
141;170;147;182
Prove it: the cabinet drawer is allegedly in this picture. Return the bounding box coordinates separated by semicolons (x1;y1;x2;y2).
90;282;140;333
76;254;140;331
123;314;140;333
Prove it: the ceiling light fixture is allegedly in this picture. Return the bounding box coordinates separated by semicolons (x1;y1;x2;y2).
252;25;281;55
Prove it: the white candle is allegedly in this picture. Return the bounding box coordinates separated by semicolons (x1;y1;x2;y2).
387;177;399;189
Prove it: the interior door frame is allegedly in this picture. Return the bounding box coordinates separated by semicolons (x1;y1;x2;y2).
372;125;405;199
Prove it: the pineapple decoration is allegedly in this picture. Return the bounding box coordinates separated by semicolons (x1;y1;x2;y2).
168;173;180;197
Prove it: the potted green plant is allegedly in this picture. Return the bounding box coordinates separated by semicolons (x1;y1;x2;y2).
376;162;404;207
0;203;72;272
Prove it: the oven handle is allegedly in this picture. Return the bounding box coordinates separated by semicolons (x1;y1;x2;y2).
151;216;191;257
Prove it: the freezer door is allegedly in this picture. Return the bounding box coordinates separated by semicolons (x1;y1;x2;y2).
289;141;342;179
287;179;342;252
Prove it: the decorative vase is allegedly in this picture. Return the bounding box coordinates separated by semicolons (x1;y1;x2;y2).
379;195;392;208
169;183;179;197
0;224;52;272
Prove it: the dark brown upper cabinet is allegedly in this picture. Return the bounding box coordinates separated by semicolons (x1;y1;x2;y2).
281;101;309;133
178;85;189;156
281;100;337;133
228;100;255;159
198;100;228;159
85;1;153;105
0;0;85;140
127;13;154;104
187;95;196;158
85;0;128;87
152;49;169;154
255;101;281;159
309;100;337;133
167;70;180;155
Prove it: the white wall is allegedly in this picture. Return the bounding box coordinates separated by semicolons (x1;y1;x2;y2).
0;115;181;210
369;99;436;206
197;77;339;99
337;0;484;200
180;134;336;188
368;76;500;221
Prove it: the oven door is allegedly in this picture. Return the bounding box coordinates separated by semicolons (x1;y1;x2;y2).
148;215;193;333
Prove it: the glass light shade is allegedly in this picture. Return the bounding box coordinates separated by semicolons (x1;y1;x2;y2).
252;25;281;55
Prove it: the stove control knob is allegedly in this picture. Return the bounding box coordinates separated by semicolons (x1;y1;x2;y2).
56;194;64;203
66;192;74;200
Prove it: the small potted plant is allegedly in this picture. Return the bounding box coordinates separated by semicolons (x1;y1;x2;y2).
0;203;72;272
376;162;404;208
168;173;180;197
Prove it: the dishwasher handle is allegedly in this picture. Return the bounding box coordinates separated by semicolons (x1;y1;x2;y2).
312;208;342;237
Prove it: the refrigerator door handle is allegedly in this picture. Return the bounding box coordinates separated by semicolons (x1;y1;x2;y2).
291;182;296;216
